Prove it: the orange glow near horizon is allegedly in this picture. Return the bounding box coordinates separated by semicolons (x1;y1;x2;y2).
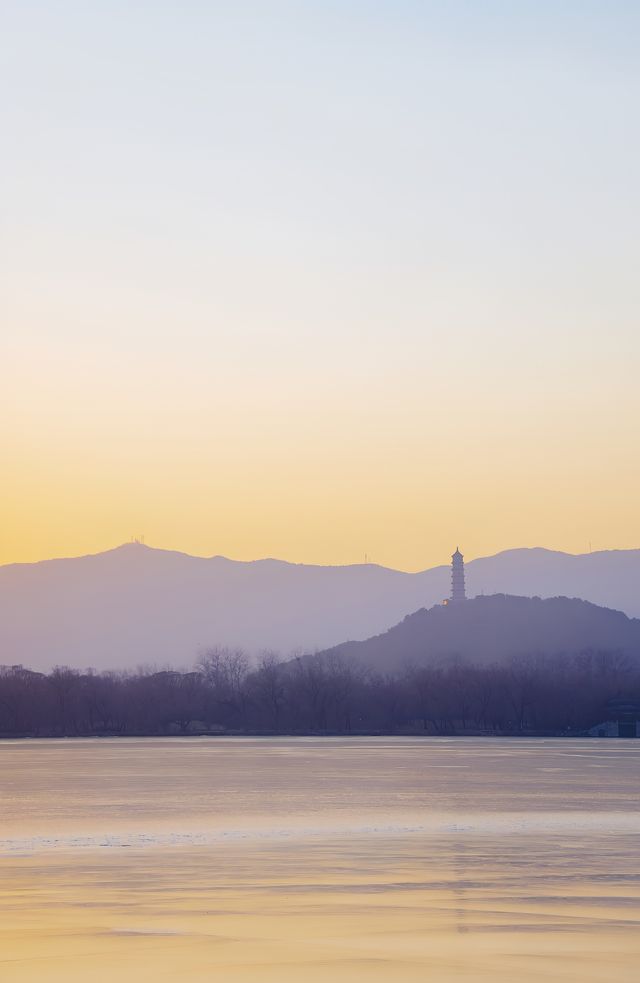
3;384;639;573
3;274;640;570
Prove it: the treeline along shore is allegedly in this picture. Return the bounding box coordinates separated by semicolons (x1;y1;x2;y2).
0;648;638;738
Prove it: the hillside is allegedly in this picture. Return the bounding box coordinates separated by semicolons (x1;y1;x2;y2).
1;543;639;671
321;594;640;670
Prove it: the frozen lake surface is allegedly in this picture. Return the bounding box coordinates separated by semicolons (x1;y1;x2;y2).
1;737;640;981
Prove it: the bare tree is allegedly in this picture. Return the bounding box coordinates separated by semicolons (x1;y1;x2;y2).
197;646;250;726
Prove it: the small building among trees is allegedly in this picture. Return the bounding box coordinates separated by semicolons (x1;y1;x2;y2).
588;699;640;738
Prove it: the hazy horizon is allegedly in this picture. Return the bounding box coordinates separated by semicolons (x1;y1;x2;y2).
4;541;640;672
3;538;640;573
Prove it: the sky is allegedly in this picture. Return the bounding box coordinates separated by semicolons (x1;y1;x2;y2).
1;1;639;571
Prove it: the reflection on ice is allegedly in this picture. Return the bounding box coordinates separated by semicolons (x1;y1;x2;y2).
1;737;640;982
2;810;640;856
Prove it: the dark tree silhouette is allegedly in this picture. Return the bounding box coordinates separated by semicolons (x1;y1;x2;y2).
0;649;638;737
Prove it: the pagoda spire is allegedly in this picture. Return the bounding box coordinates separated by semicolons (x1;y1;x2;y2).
450;547;466;603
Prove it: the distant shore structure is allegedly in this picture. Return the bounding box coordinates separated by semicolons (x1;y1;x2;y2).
450;547;466;603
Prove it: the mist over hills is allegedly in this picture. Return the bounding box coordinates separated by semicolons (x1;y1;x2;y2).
0;542;639;672
320;594;640;671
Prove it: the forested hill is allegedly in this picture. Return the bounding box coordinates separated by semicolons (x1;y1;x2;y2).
321;594;640;670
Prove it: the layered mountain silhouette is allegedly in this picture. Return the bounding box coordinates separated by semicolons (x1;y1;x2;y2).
319;594;640;670
0;542;639;671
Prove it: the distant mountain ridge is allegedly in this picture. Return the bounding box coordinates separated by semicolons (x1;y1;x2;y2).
0;543;639;671
319;593;640;670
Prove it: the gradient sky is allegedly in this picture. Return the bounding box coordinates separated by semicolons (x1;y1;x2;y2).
2;1;639;570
